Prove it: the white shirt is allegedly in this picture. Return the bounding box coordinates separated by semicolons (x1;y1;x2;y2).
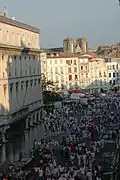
38;168;43;177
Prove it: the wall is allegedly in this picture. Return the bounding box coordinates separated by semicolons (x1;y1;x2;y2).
89;58;108;88
0;49;42;121
46;55;79;90
79;56;89;89
0;22;40;49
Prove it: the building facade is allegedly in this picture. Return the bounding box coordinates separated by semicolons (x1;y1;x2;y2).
78;54;91;89
0;15;42;126
105;57;120;87
45;52;79;90
41;52;113;92
89;57;108;90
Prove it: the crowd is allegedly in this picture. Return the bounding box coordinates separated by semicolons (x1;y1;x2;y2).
32;92;120;180
1;92;119;180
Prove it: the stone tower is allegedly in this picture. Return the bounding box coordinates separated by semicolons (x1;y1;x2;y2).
63;38;75;53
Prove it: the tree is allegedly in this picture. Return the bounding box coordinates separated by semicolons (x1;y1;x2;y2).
42;74;55;91
41;74;62;104
43;90;62;104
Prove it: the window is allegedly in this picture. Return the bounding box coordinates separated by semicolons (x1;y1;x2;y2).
109;80;112;85
30;80;33;87
81;66;83;70
113;79;116;85
104;72;106;77
109;73;111;78
50;60;52;65
8;56;12;77
75;74;78;80
60;67;63;74
86;66;87;70
113;72;115;77
38;79;40;84
69;74;72;81
86;73;88;78
26;81;29;88
74;67;77;73
68;61;71;65
55;59;57;64
116;64;118;69
113;65;115;70
68;68;71;73
61;84;64;89
74;60;77;65
60;59;63;64
16;83;18;104
2;55;4;60
4;86;7;107
99;71;102;77
117;72;119;77
55;67;58;74
10;84;13;99
34;79;36;86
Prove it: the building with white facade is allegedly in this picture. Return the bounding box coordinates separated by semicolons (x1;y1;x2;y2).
46;52;79;90
41;52;111;92
89;57;108;90
104;57;120;87
0;14;42;126
78;54;91;89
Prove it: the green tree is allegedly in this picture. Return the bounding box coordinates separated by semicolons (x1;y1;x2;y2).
42;74;55;91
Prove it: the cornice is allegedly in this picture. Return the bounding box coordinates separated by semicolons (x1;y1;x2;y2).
0;15;40;34
0;43;41;54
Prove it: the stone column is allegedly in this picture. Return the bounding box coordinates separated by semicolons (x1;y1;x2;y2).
30;114;34;127
25;116;30;130
34;113;37;125
1;143;6;162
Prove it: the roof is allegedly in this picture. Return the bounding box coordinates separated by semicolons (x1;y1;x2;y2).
0;15;40;33
47;52;79;58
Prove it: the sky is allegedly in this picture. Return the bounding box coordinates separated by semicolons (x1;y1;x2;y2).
1;0;120;48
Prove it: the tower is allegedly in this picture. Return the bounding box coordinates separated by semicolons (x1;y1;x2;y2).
63;38;75;53
76;37;88;53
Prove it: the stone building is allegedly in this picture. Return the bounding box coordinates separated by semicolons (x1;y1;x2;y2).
63;37;88;54
0;14;42;127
